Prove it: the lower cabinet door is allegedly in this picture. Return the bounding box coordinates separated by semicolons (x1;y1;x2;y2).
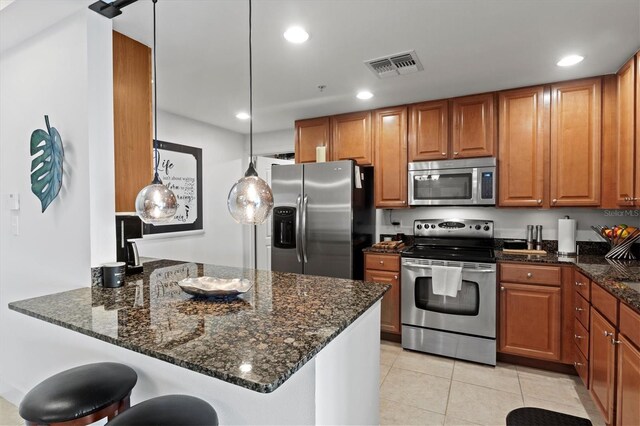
365;269;400;334
616;334;640;426
589;308;616;424
499;283;561;360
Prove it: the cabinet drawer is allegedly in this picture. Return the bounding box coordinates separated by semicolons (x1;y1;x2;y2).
365;254;399;272
574;271;591;301
619;303;640;348
574;292;590;329
573;343;589;387
574;316;589;359
592;284;618;325
500;264;561;286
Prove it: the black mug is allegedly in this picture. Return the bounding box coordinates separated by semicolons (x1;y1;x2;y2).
102;262;126;288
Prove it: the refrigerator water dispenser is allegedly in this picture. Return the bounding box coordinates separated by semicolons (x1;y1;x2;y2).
273;207;296;249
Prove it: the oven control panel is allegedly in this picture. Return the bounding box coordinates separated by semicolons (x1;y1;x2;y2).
414;219;494;238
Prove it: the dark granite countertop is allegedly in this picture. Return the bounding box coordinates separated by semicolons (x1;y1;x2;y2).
496;252;640;313
9;259;389;393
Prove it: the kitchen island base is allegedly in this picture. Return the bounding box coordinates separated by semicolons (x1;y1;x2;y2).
6;302;381;425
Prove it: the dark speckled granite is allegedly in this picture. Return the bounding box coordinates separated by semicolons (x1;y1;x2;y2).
8;259;389;394
496;252;640;313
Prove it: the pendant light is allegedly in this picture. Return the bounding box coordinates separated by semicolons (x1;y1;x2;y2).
135;0;177;224
227;0;274;225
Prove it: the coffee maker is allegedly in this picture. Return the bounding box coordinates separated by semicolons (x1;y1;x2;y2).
116;214;143;275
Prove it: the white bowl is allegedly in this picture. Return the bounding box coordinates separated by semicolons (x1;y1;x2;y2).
178;277;253;298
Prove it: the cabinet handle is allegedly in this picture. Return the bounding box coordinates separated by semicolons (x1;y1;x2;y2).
500;286;505;291
611;339;621;345
624;196;630;201
537;199;542;204
454;151;459;156
526;272;532;278
575;307;584;311
604;331;613;337
574;361;583;367
575;281;584;286
634;197;639;201
574;334;584;339
552;199;557;204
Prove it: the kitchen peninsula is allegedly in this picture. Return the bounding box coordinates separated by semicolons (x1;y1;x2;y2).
8;260;389;425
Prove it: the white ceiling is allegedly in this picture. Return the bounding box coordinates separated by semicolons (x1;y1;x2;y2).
113;0;640;134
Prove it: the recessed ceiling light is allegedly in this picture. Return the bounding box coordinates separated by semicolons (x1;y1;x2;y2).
356;91;374;100
284;26;309;44
557;55;584;67
235;112;250;120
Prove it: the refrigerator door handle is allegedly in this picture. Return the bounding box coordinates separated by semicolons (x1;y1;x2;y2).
302;194;309;263
295;195;302;263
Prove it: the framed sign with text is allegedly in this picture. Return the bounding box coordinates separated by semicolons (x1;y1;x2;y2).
143;140;203;235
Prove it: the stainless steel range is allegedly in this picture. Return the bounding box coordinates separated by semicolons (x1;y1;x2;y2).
401;219;497;365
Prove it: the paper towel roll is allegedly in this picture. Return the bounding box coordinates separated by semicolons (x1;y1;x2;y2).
558;217;577;255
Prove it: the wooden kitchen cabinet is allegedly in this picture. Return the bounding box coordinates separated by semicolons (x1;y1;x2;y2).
499;282;562;361
408;100;449;161
331;111;373;166
451;93;496;158
113;31;153;212
590;307;616;425
295;117;330;163
616;334;640;426
616;56;636;207
636;52;640;206
550;78;602;206
373;106;408;208
364;253;401;336
498;86;549;207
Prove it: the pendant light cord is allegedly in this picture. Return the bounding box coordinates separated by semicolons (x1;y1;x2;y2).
152;0;160;183
248;0;253;162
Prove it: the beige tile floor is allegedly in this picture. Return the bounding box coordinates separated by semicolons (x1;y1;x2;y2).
0;343;605;426
380;341;605;426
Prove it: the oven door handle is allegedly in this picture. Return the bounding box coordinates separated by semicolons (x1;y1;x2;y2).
403;263;495;273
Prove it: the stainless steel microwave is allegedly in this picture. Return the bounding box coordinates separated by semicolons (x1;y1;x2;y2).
408;158;496;206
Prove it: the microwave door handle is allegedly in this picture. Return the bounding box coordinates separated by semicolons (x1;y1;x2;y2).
295;195;302;263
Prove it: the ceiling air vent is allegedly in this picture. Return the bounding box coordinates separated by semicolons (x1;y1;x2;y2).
365;50;423;79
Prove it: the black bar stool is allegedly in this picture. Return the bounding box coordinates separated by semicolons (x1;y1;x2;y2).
106;395;219;426
19;362;137;426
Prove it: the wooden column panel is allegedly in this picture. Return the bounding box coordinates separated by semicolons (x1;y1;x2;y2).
451;93;496;158
373;107;408;208
550;78;602;206
331;111;372;166
113;31;153;213
498;86;549;207
408;100;449;161
295;117;330;163
616;57;636;206
499;282;561;361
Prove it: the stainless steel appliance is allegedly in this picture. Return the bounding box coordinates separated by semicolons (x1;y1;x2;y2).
408;157;496;206
271;160;374;280
401;219;497;365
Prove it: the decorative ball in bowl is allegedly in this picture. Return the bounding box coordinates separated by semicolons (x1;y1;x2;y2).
591;225;640;260
178;277;253;299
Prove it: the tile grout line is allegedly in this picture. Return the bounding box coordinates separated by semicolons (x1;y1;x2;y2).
443;360;456;420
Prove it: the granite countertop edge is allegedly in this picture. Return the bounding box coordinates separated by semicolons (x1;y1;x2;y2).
8;281;389;394
495;252;640;314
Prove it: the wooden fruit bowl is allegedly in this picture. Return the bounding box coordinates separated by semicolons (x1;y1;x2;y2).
591;226;640;260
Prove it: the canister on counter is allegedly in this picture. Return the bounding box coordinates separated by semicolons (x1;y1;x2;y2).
102;262;126;288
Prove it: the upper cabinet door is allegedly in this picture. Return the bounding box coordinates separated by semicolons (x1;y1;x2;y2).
331;111;373;166
295;117;330;164
498;86;549;207
408;100;449;162
616;57;636;206
550;78;602;207
373;107;408;208
451;93;496;158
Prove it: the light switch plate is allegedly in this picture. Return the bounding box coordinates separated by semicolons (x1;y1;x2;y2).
8;193;20;210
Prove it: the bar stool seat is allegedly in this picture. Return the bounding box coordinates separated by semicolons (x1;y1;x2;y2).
106;395;219;426
19;362;137;426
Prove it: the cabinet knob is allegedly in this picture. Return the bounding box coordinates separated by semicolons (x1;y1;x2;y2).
604;331;613;337
500;286;505;291
574;361;583;367
379;260;384;264
575;281;584;286
441;152;446;156
574;334;584;339
575;307;584;312
537;199;542;204
454;151;459;156
634;197;639;201
526;272;532;278
552;199;557;204
394;275;398;280
624;196;630;201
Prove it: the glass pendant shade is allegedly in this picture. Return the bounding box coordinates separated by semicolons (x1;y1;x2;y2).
135;176;178;224
227;163;274;225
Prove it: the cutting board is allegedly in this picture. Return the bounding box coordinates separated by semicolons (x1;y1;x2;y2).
502;249;548;255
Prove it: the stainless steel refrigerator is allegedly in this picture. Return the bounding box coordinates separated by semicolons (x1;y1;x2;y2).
271;160;375;280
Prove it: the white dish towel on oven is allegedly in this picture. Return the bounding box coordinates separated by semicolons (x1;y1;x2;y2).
431;265;463;297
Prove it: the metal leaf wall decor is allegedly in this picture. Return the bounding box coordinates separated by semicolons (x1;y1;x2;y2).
30;115;64;212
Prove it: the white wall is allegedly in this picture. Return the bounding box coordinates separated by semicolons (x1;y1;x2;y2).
134;110;246;267
0;8;114;399
244;128;294;156
377;207;640;242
